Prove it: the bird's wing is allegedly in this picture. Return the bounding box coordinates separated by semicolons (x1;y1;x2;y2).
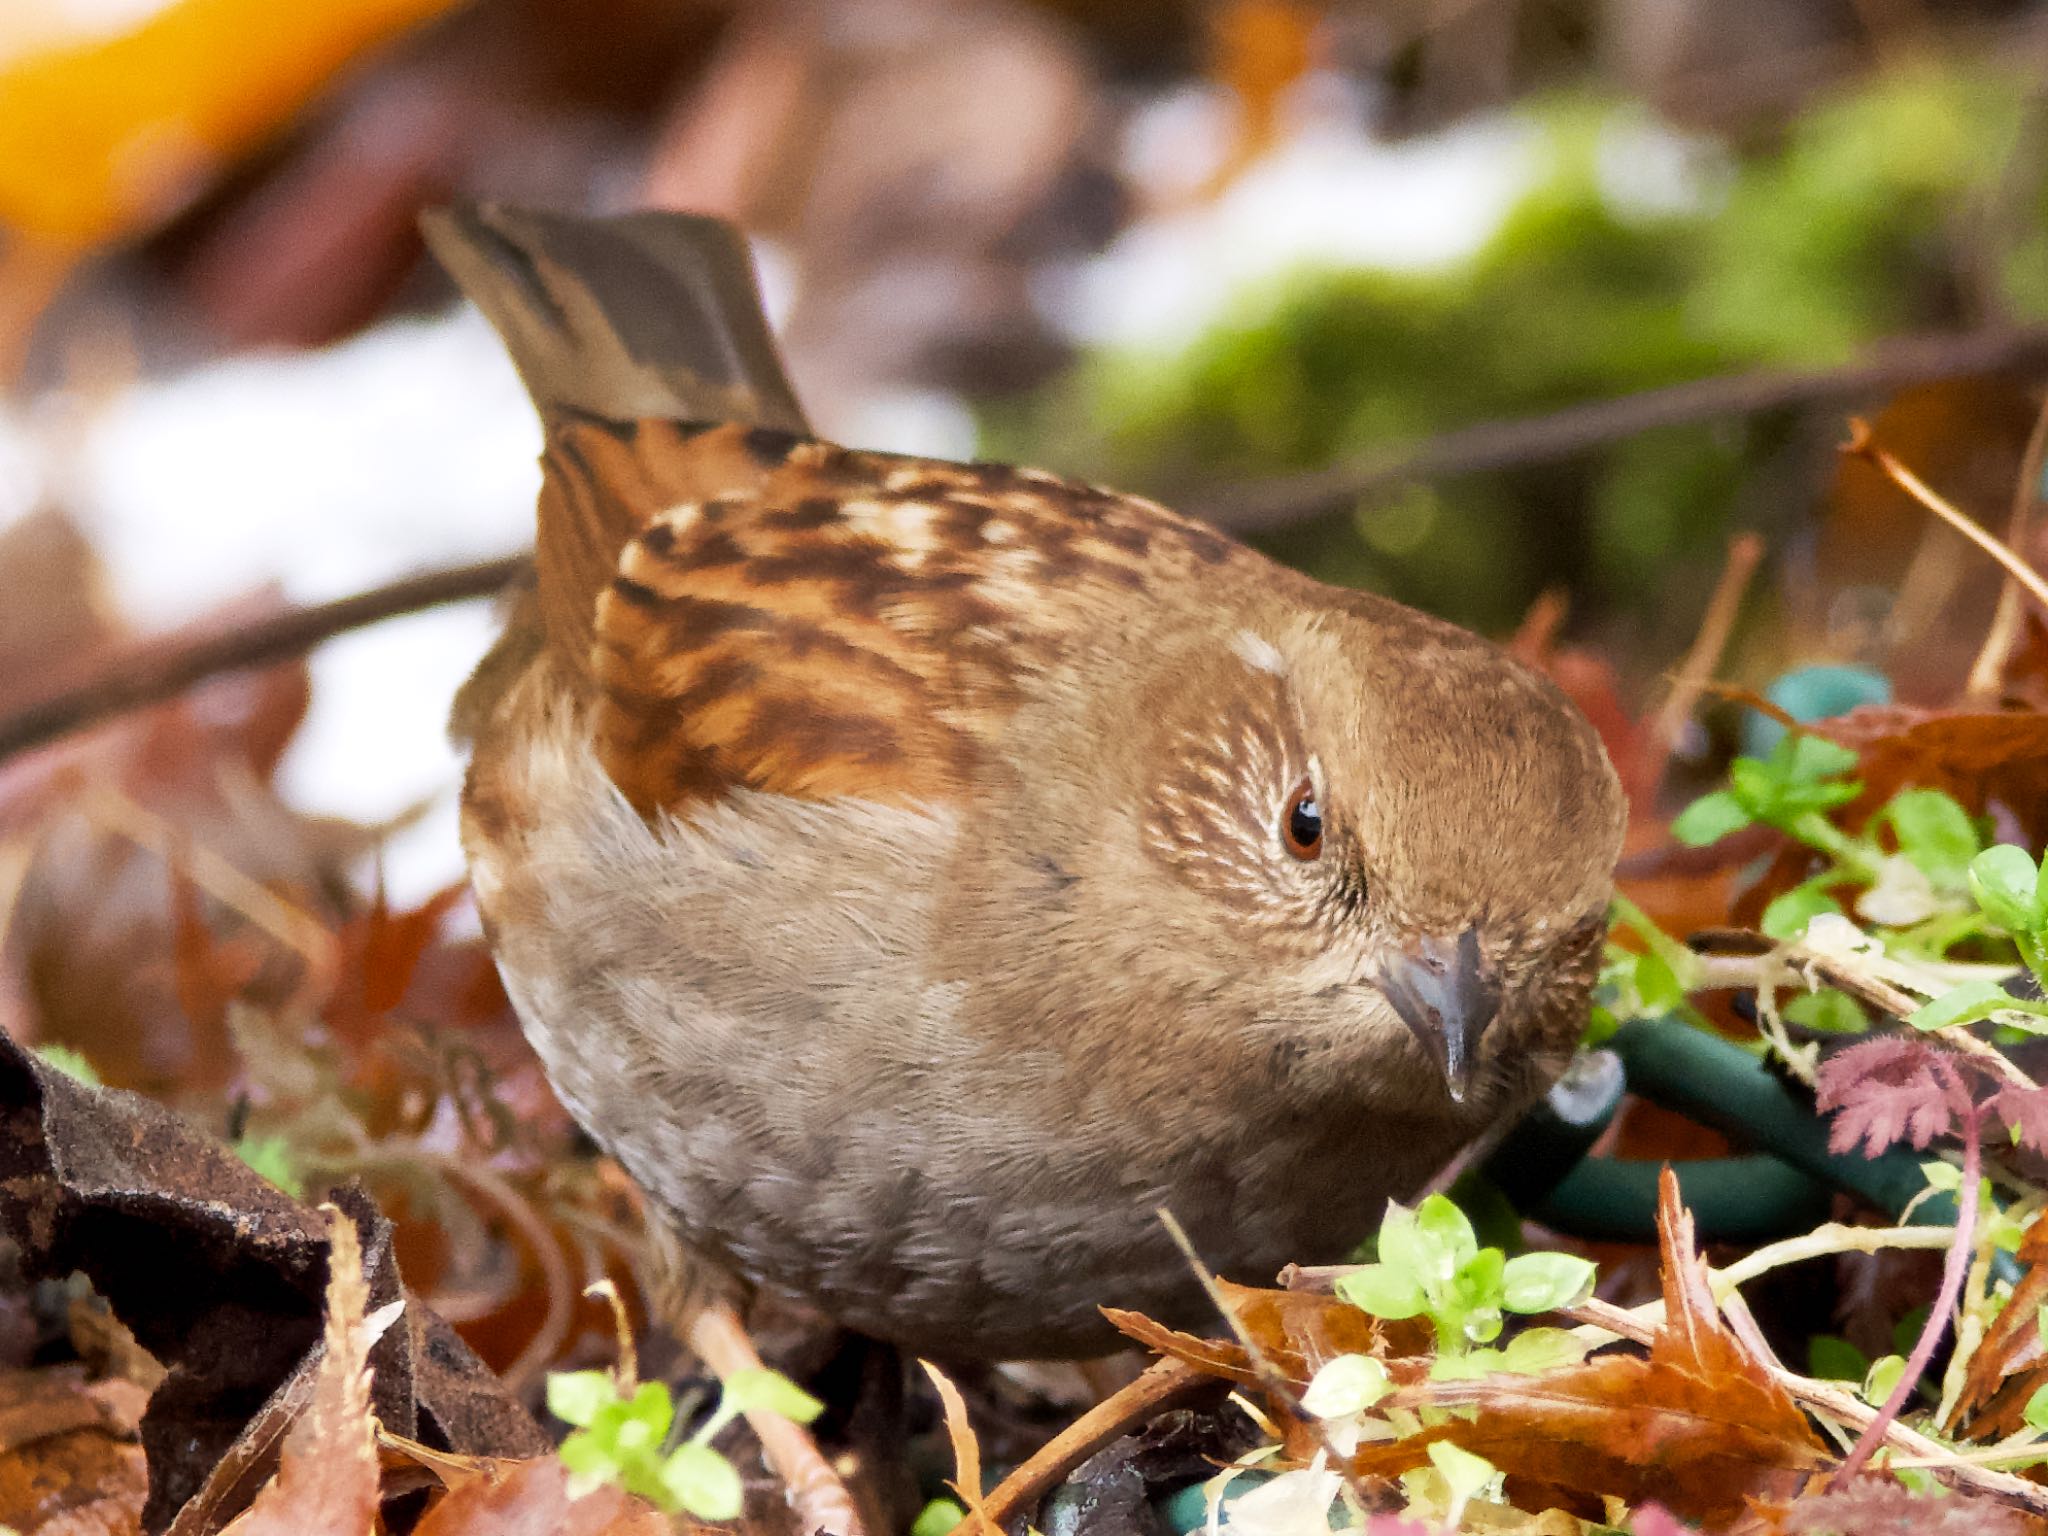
559;422;1243;818
427;201;1247;819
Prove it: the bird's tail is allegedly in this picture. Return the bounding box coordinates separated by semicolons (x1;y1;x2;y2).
419;202;809;434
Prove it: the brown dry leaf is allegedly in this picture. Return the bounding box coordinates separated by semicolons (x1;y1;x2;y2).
1950;1210;2048;1439
1347;1169;1830;1528
1825;705;2048;841
0;1034;547;1529
1106;1283;1422;1401
409;1454;667;1536
350;881;468;1019
220;1207;380;1536
0;1365;148;1535
920;1359;989;1526
1103;1309;1266;1390
167;862;268;1079
1216;1279;1426;1382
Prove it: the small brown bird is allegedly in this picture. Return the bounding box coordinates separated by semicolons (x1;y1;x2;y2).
428;205;1626;1364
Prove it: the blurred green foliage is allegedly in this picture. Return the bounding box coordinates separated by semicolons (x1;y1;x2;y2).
990;66;2048;638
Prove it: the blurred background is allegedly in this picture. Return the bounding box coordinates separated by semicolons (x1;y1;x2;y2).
5;0;2048;913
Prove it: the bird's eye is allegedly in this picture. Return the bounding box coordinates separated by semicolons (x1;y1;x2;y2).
1281;777;1323;861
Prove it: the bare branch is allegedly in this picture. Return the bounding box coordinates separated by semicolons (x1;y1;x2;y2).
1190;325;2048;531
0;554;527;766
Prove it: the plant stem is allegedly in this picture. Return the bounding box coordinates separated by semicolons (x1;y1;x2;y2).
1834;1077;1982;1484
1787;813;1881;881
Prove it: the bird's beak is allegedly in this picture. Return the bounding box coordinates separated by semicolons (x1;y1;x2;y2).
1378;928;1501;1104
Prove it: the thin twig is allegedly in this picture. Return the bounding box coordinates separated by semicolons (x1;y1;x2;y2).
976;1360;1215;1531
1694;942;2039;1090
82;784;340;999
1966;393;2048;700
1644;532;1765;791
1153;1209;1379;1514
0;554;527;767
1190;326;2048;530
692;1301;868;1536
1846;419;2048;615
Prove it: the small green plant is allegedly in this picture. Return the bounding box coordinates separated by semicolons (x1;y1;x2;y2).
1591;891;1710;1038
232;1133;305;1197
1671;733;1989;946
1899;844;2048;1033
33;1043;100;1086
547;1363;823;1520
1336;1194;1595;1378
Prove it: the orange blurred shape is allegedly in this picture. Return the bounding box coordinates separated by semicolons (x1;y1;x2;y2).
0;0;460;245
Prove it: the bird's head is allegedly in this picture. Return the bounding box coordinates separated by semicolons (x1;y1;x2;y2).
1134;584;1627;1111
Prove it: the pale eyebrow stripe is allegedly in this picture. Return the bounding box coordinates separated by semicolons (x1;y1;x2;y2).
1230;629;1287;676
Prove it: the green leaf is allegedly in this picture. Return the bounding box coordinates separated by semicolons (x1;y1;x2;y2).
232;1134;305;1197
1784;733;1860;784
1970;845;2042;931
557;1430;619;1493
2025;1381;2048;1434
1414;1193;1480;1279
1806;1335;1869;1382
1909;977;2031;1032
1426;1348;1499;1382
660;1442;744;1522
1781;988;1868;1033
546;1370;616;1429
1670;790;1752;847
1372;1201;1425;1280
1728;757;1779;815
1760;884;1842;940
1632;950;1685;1014
1426;1442;1498;1507
1336;1263;1427;1320
1499;1252;1596;1313
1919;1159;1961;1193
1883;789;1981;882
1301;1353;1392;1416
619;1381;674;1444
33;1043;100;1087
722;1367;824;1424
912;1500;967;1536
1862;1354;1907;1407
1893;1466;1940;1495
1777;778;1863;818
1499;1327;1588;1373
1443;1245;1506;1349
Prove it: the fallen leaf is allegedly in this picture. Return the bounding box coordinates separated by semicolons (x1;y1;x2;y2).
0;1365;148;1534
1950;1209;2048;1439
220;1208;378;1536
1346;1169;1830;1527
0;1031;546;1531
409;1454;667;1536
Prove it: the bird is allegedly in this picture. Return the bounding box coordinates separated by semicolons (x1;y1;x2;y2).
426;203;1627;1368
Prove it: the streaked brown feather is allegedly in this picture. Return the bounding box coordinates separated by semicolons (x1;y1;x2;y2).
538;419;1254;818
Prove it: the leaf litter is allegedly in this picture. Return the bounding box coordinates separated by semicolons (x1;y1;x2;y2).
20;420;2048;1536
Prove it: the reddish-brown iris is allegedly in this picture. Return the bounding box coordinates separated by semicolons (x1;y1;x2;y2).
1282;776;1323;860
